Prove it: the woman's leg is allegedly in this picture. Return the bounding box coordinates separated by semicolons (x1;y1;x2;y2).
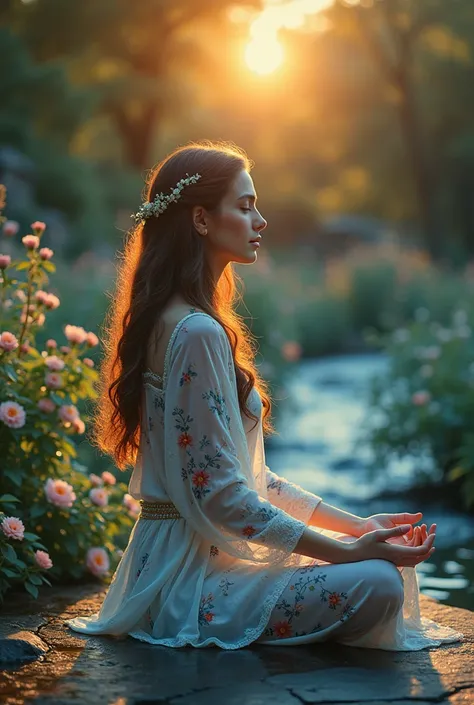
256;558;404;644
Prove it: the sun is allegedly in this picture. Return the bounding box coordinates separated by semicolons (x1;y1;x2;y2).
245;36;284;76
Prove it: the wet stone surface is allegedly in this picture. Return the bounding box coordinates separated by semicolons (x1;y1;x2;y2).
0;583;472;705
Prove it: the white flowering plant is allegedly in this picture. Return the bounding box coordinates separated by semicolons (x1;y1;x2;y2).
0;186;140;601
357;306;474;510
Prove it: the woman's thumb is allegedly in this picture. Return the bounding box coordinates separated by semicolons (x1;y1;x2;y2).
377;524;411;539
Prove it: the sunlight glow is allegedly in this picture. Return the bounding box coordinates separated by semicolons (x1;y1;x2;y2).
244;0;333;75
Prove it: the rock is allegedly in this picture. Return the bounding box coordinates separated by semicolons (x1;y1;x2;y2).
0;585;471;704
0;630;48;666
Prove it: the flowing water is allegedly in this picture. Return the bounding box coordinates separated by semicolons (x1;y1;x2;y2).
265;353;474;611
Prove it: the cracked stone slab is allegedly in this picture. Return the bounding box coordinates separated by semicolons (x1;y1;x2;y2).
0;630;49;666
0;584;471;705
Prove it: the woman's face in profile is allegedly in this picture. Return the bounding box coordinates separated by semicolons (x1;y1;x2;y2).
203;169;267;270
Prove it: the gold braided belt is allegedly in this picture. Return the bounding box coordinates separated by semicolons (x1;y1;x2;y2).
139;500;182;520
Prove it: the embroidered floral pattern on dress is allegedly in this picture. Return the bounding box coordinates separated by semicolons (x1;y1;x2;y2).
218;577;235;596
261;566;357;639
136;553;149;579
198;593;215;625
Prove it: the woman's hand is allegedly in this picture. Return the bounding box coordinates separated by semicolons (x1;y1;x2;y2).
349;524;436;567
360;512;436;547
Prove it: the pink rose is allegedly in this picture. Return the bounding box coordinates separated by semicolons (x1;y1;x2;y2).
44;478;76;508
0;254;11;269
0;331;19;352
2;220;19;237
123;493;140;518
89;473;103;487
38;398;56;413
58;404;80;423
85;332;99;347
412;390;431;406
0;401;26;429
86;547;110;576
44;294;60;310
45;355;65;371
35;550;53;569
83;358;94;368
31;221;46;234
89;488;108;507
1;516;25;540
22;234;40;250
46;339;57;349
45;372;63;389
35;290;49;304
101;471;116;486
64;325;87;345
60;346;70;354
39;247;54;261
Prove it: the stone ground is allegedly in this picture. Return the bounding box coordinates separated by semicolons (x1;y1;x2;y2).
0;584;472;705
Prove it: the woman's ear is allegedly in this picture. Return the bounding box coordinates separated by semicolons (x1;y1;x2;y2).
192;206;208;236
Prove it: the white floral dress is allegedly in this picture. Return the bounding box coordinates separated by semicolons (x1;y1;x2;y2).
66;312;464;650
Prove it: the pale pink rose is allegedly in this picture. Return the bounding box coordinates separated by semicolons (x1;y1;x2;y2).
35;312;45;327
412;391;431;406
89;473;103;487
39;247;54;261
83;357;94;368
0;401;26;429
35;290;49;304
60;346;70;354
89;488;108;507
101;471;116;486
20;311;34;325
86;547;110;576
20;342;30;354
0;254;11;269
85;332;99;347
64;325;87;345
281;340;302;362
22;234;40;250
14;289;27;303
58;404;80;424
2;220;19;237
34;550;53;569
31;221;46;234
123;493;140;518
45;372;63;389
0;331;19;351
1;516;25;540
38;398;56;413
44;294;60;310
46;339;57;349
45;355;65;371
72;417;85;434
44;478;76;508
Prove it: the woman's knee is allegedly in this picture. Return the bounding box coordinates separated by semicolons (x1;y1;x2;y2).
367;559;404;611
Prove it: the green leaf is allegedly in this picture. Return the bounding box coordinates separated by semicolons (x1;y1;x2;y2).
30;505;46;519
1;567;19;579
3;364;18;382
1;544;17;563
15;262;31;271
0;494;21;503
23;532;40;542
40;575;52;586
28;574;42;586
24;582;39;599
4;470;23;488
41;261;56;273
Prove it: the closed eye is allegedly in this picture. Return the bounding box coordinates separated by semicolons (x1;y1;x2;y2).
240;207;251;212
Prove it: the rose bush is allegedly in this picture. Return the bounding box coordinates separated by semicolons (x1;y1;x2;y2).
358;306;474;511
0;186;136;601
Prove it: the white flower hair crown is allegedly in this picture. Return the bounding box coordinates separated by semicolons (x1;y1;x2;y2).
132;172;202;224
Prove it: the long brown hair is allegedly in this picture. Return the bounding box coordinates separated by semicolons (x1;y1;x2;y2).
92;139;275;470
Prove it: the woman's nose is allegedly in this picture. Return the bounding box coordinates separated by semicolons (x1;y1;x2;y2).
255;215;267;232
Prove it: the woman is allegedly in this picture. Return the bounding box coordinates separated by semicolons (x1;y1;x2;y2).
66;140;464;650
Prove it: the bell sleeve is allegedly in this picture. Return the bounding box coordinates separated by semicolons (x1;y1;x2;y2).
162;315;309;566
265;465;323;525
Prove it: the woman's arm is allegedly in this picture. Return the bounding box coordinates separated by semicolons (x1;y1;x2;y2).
309;501;366;538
